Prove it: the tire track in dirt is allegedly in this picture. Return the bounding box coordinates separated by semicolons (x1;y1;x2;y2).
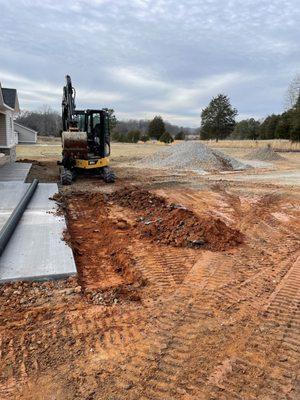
87;249;239;399
116;203;299;399
103;243;295;399
107;300;212;399
207;254;300;400
0;302;152;397
203;195;300;399
132;243;198;297
1;188;299;399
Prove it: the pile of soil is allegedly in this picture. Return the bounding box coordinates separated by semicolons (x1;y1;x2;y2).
247;146;284;161
17;158;43;166
134;141;249;173
110;188;244;251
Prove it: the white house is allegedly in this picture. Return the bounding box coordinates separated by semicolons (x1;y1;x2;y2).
14;122;37;144
0;82;20;162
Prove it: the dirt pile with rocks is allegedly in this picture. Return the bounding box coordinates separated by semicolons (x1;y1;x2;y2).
135;141;249;173
247;145;284;161
110;187;244;251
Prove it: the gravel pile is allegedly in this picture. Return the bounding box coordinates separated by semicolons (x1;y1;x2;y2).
135;141;249;173
247;146;284;161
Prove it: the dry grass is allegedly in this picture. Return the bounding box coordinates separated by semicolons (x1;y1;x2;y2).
36;136;300;152
201;139;300;152
110;141;167;161
16;143;62;160
16;140;165;161
16;137;299;162
37;136;61;144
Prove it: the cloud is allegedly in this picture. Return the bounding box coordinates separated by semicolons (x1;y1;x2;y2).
0;0;299;126
0;70;122;109
109;66;169;90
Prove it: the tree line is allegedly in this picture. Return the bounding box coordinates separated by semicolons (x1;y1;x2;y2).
112;116;187;143
15;107;62;136
206;99;300;142
200;76;300;142
15;107;191;143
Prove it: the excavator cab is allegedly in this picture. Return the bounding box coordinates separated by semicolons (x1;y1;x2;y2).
59;76;115;185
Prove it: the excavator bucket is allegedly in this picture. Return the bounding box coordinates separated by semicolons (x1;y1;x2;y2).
62;131;88;159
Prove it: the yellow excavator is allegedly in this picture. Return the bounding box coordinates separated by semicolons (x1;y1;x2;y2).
59;75;115;185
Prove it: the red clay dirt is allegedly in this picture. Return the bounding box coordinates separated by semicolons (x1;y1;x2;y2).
62;192;146;298
61;188;243;292
110;187;244;251
0;180;300;400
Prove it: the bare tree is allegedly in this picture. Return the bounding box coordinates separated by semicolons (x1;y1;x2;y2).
285;74;300;109
15;106;62;136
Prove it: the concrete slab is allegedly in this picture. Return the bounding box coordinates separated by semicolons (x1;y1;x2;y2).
0;181;29;208
0;182;30;229
0;162;32;182
0;183;77;282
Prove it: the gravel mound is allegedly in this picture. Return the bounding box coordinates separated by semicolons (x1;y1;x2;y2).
135;141;249;173
247;146;284;161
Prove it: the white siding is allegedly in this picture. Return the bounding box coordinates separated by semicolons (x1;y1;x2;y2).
0;112;7;146
15;123;37;144
0;111;15;147
7;112;14;147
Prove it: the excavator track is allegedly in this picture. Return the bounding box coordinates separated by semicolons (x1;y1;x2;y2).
60;167;73;185
102;166;116;183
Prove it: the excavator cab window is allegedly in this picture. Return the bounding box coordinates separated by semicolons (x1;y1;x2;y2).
103;113;111;156
77;114;85;131
93;114;100;126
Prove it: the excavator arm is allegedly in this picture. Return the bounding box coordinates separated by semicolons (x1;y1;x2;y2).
62;75;77;131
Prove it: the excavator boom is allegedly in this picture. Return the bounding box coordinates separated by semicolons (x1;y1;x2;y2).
62;75;77;131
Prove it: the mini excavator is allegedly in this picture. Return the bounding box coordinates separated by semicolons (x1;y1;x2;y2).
59;75;115;185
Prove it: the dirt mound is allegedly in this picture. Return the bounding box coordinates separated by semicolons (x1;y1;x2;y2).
135;141;249;173
247;146;284;161
110;188;244;251
109;187;166;211
17;158;43;165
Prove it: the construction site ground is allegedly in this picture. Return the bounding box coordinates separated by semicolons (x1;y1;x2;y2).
1;140;300;399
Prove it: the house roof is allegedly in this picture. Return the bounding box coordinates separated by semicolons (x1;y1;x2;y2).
14;122;37;134
2;88;17;109
0;83;20;112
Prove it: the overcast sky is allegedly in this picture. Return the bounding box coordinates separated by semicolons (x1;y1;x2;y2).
0;0;299;127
